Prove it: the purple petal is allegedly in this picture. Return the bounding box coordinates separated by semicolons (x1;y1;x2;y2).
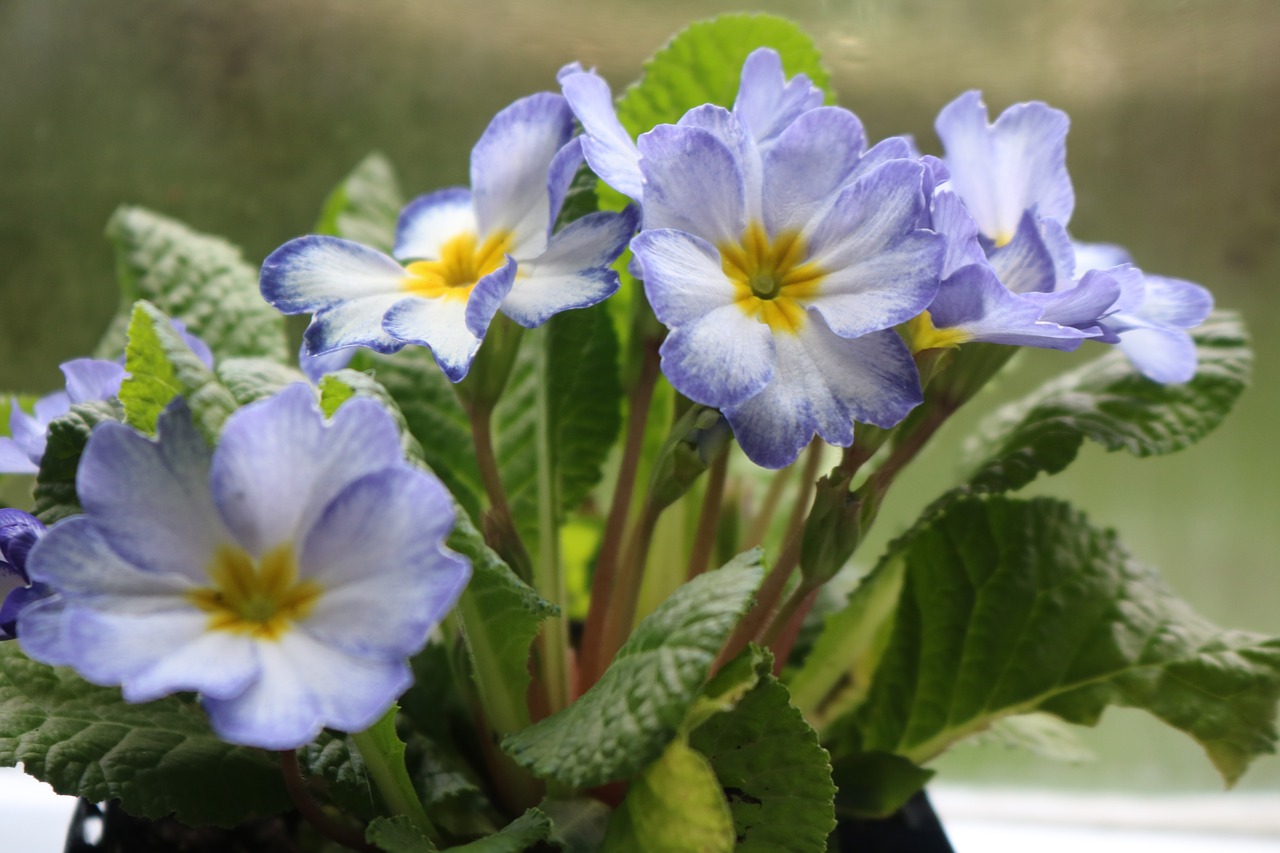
637;124;747;247
633;228;739;328
60;359;126;405
930;264;1086;350
560;69;644;202
762;107;866;234
732;48;824;148
261;235;407;314
658;303;777;409
985;211;1057;295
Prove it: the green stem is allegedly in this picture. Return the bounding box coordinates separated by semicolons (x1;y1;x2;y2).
467;402;534;582
532;329;570;715
686;446;729;579
350;711;442;846
596;500;664;677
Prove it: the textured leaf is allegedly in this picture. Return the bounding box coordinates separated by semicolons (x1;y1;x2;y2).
966;312;1250;495
614;13;833;138
831;495;1280;785
99;206;288;362
450;512;557;736
503;552;764;787
315;152;404;253
0;644;288;827
32;398;123;524
120;301;240;441
217;357;307;406
601;738;734;853
318;367;426;463
542;796;614;853
690;674;836;852
448;809;552;853
367;815;438;853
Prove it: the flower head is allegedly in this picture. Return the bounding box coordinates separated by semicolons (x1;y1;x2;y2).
261;93;637;383
0;509;49;640
18;384;470;748
629;101;943;467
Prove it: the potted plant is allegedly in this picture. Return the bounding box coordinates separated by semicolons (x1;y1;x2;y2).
1;14;1273;853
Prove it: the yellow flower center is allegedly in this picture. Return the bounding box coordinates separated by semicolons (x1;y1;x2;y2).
719;223;824;335
187;543;322;640
903;310;971;352
401;230;514;300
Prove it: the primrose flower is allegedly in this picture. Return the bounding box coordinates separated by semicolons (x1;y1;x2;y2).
0;359;126;475
628;103;943;468
18;385;469;748
0;510;49;640
262;93;637;382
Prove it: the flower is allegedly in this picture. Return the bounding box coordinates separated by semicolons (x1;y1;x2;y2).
18;384;470;749
261;93;638;383
627;103;943;468
0;509;49;640
926;91;1212;381
0;359;127;475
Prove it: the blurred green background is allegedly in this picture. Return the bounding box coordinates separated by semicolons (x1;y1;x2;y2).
2;0;1278;793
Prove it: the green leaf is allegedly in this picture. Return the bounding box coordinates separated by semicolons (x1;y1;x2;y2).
367;815;438;853
829;752;935;820
690;674;836;852
450;512;557;735
0;644;288;827
298;733;380;821
32;398;123;523
447;809;552;853
120;301;240;441
217;357;307;406
542;796;614;853
601;738;735;853
614;13;833;138
318;367;426;463
833;495;1280;786
100;206;288;363
315;152;404;253
503;552;764;787
966;312;1250;495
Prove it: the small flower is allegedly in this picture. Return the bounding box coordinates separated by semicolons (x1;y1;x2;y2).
261;93;637;383
0;359;126;475
0;509;50;640
630;102;943;468
18;384;470;749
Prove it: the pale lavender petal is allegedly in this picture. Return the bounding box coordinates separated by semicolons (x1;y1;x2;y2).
763;107;866;234
732;47;823;147
382;295;481;383
985;212;1057;294
930;264;1086;350
560;69;644;202
931;189;987;279
1072;240;1132;274
60;359;125;405
394;188;476;261
659;303;777;409
1133;275;1213;329
261;235;407;313
1118;327;1198;384
546;138;585;235
471;92;574;258
1024;268;1121;331
637;124;746;246
464;255;518;337
633;228;739;328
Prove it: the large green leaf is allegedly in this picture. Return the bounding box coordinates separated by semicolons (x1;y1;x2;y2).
503;552;764;787
966;312;1250;495
216;357;307;406
99;206;288;363
31;398;122;523
827;495;1280;786
448;809;553;853
315;152;404;253
0;644;288;827
614;13;833;138
119;301;240;441
690;674;836;852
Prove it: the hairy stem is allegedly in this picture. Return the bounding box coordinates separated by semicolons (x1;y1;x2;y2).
686;447;729;579
468;403;534;582
743;463;795;549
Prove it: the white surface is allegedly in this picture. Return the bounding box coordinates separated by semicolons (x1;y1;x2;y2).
3;769;1280;852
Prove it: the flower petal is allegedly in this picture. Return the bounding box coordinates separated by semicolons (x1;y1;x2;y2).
210;385;405;557
1134;275;1213;329
0;438;38;475
502;207;636;328
1072;240;1132;274
931;189;988;279
762;106;866;234
547;137;585;233
637;124;746;246
560;69;644;202
985;211;1057;294
732;47;823;148
382;296;479;383
299;468;468;657
633;228;739;328
930;264;1086;350
261;235;407;313
1024;267;1122;331
659;303;777;409
304;294;407;356
394;187;476;260
60;359;125;405
77;403;229;581
471;92;575;257
936;90;1074;242
202;632;411;748
1118;326;1198;384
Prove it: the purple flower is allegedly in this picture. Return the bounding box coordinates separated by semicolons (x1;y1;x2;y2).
18;385;470;749
0;509;50;640
261;93;637;383
0;360;126;475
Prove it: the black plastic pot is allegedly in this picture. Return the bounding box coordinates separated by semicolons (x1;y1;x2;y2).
832;790;956;853
63;800;302;853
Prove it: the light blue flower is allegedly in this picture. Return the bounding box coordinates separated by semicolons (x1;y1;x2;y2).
18;384;470;749
0;359;126;475
262;93;638;383
629;103;943;468
0;509;49;641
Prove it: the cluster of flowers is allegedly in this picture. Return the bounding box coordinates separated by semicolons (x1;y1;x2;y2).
0;48;1211;749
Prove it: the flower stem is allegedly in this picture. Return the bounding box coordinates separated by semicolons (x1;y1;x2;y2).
594;499;664;681
278;749;377;853
467;402;534;582
743;463;794;549
532;329;570;715
686;446;729;579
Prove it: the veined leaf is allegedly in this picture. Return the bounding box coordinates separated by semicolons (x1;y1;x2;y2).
315;152;404;253
99;206;287;363
615;13;834;138
120;301;239;441
0;644;288;827
217;357;307;406
367;815;437;853
31;398;122;524
966;312;1249;495
827;495;1280;787
448;809;553;853
503;552;763;787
